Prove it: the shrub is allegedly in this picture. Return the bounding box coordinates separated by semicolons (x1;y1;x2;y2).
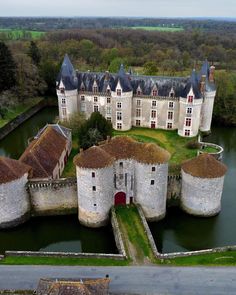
185;140;201;149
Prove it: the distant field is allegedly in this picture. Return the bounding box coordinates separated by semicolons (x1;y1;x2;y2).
129;26;184;32
0;29;45;39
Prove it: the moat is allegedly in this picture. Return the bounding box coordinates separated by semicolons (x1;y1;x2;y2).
0;106;235;254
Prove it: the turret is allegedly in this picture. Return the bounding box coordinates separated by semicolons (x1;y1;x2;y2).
56;54;79;121
178;70;203;137
111;64;133;131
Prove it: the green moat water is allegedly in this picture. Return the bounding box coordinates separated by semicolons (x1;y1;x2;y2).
0;106;117;255
0;107;235;254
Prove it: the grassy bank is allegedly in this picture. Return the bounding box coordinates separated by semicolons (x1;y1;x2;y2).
62;135;78;177
0;97;43;128
115;205;155;264
0;255;129;266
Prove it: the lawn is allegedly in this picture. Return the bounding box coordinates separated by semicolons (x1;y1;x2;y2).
0;97;43;128
115;205;155;264
114;127;198;172
62;135;79;178
162;251;236;266
0;29;45;39
130;26;184;32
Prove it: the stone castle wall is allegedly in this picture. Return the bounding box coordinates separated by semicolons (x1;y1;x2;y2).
135;162;168;221
0;173;30;228
27;178;78;216
181;170;225;216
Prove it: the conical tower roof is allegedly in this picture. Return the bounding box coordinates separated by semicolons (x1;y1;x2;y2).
182;153;227;178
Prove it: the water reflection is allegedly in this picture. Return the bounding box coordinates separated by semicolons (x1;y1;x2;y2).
150;127;236;253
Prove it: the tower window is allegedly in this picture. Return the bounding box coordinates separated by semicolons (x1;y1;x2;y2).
185;118;192;127
117;112;122;121
107;97;111;104
185;129;190;137
188;96;193;103
117;102;122;109
92;172;95;178
168;111;173;120
94;97;98;102
168;101;174;108
167;122;173;129
117;123;122;130
152;167;156;172
117;89;121;96
92;186;96;191
151;180;155;185
136;120;141;127
187;107;192;115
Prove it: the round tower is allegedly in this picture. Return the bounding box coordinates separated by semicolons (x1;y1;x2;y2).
134;143;170;221
181;154;227;217
0;157;31;228
74;146;114;227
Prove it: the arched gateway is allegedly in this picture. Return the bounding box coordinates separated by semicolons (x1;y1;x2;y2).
114;192;126;205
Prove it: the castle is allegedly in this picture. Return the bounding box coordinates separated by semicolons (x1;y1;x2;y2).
56;55;216;137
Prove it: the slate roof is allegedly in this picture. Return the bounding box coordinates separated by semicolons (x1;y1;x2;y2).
182;153;227;178
74;136;170;169
20;125;69;179
36;278;110;295
0;157;31;184
56;55;216;98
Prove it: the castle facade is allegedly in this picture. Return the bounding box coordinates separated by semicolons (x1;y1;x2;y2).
56;55;216;137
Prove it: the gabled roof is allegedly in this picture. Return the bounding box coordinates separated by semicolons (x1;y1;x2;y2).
0;157;31;184
20;125;69;179
182;153;227;178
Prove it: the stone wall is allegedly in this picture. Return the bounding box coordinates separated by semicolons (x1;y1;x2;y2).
135;162;168;221
167;175;181;207
181;170;225;216
0;173;30;229
27;178;78;216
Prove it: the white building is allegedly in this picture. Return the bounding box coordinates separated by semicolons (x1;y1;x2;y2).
56;55;216;137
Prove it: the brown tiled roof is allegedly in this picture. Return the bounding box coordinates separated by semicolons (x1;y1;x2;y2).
74;146;114;169
182;153;227;178
74;136;170;169
0;157;31;184
20;126;68;178
37;278;110;295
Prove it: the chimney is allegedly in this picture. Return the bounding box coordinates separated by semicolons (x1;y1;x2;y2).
209;65;215;82
200;75;206;94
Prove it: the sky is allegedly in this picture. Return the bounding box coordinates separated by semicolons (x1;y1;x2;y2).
1;0;236;18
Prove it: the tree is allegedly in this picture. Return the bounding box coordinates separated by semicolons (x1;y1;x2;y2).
78;112;112;149
143;61;158;75
0;42;16;93
28;41;41;65
60;112;85;135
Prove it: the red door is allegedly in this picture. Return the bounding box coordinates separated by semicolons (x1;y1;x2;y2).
114;192;126;205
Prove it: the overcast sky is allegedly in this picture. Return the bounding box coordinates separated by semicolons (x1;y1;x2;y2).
1;0;236;18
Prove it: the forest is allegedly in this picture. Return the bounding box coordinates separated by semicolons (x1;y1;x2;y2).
0;17;236;126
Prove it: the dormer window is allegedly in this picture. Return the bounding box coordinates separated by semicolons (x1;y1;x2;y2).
170;91;174;98
137;90;142;95
152;89;158;96
188;96;193;103
93;86;98;93
117;89;121;96
81;86;85;92
107;89;111;95
60;88;65;94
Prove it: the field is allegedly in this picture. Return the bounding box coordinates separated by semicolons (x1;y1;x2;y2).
129;26;184;32
0;29;45;39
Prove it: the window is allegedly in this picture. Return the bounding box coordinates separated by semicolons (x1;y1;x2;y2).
107;117;111;122
152;167;156;172
107;97;111;104
151;110;156;118
168;111;173;120
107;89;111;95
152;89;158;96
119;162;123;168
186;107;192;115
92;172;95;178
185;129;190;137
185;118;192;127
94;97;98;102
92;186;96;191
62;98;66;105
117;123;122;130
94;105;99;112
167;122;173;129
151;180;155;185
94;204;97;207
168;101;174;108
107;107;111;115
170;92;174;98
117;89;121;96
136;120;141;126
152;101;157;107
81;102;86;112
81;96;85;101
93;86;98;93
117;112;122;120
62;108;67;116
136;99;141;106
81;86;85;91
136;109;141;117
137;90;142;95
60;88;65;94
117;102;122;109
188;95;193;103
